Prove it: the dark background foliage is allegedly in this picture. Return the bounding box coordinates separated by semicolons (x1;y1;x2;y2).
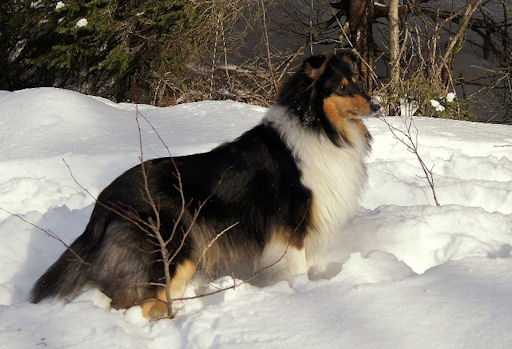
1;0;511;123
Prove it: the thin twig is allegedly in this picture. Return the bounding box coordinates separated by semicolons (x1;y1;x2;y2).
380;115;440;206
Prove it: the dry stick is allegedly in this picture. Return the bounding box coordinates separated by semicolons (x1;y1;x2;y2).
133;108;186;248
134;110;175;318
259;0;277;95
134;108;244;319
166;195;211;266
211;12;220;99
134;108;228;318
309;0;314;55
220;11;230;80
468;65;511;99
134;108;227;263
380;115;441;206
62;159;154;239
0;207;87;266
195;222;239;269
331;7;381;88
275;43;308;84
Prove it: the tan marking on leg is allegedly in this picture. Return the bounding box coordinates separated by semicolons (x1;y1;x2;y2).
141;259;196;320
169;259;196;300
273;225;304;250
141;294;166;319
256;235;308;284
111;289;138;309
308;196;321;231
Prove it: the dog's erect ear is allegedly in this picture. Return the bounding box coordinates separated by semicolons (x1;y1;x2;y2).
334;48;358;63
304;55;329;80
334;48;358;74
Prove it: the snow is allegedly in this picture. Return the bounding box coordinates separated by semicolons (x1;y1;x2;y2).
430;99;441;108
75;18;88;28
0;87;511;348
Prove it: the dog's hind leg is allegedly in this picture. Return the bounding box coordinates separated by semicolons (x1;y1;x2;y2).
141;259;196;319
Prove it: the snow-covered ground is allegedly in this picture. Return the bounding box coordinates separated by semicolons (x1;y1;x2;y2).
0;87;511;348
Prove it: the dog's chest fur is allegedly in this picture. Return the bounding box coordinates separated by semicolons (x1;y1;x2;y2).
265;107;369;245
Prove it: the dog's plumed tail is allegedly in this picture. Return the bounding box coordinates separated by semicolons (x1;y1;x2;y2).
30;221;99;303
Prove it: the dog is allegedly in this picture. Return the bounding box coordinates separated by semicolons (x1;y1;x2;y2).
30;51;380;319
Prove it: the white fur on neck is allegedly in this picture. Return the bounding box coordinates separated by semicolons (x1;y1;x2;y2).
264;106;369;264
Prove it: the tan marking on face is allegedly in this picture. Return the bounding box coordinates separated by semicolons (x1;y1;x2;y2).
323;97;350;136
323;94;371;120
323;94;371;143
351;77;357;83
341;78;349;87
141;259;196;319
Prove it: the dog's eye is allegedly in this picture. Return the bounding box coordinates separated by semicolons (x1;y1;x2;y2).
336;84;346;94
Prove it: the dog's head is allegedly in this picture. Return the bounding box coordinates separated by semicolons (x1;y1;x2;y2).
277;51;379;146
309;51;381;119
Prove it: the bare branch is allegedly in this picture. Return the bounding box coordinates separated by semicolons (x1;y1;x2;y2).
379;116;440;206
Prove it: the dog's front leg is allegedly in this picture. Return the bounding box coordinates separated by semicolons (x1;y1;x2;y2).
255;238;308;285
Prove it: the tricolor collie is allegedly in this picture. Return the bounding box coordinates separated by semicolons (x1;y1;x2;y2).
31;52;380;319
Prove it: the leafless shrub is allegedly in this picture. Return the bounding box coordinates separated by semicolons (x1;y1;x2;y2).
379;115;441;207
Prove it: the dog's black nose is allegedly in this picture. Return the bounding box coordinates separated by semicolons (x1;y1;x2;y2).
370;99;381;113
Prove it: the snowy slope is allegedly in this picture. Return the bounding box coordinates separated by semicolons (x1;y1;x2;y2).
0;87;511;348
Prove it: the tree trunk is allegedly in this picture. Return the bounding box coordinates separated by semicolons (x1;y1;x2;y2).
347;0;375;91
435;0;484;81
389;0;400;95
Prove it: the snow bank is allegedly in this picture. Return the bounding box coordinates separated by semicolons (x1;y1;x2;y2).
0;88;511;348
